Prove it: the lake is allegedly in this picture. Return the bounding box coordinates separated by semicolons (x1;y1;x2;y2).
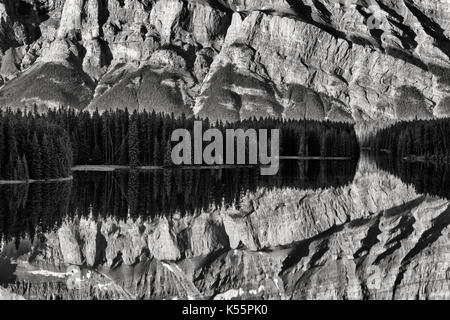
1;156;450;300
0;160;358;242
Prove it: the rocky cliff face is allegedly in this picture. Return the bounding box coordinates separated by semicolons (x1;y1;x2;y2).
0;0;449;121
2;158;450;300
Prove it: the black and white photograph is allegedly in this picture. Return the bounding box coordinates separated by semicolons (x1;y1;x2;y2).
0;0;449;307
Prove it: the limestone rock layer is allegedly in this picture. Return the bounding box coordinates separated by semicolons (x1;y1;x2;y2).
0;0;448;121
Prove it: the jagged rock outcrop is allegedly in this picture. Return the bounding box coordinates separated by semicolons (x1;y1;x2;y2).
0;0;448;121
281;197;450;299
105;258;203;299
195;249;287;300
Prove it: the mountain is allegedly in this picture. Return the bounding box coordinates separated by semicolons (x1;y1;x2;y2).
0;0;449;122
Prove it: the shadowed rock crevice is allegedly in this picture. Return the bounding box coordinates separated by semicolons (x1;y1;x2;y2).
392;204;450;298
403;0;450;61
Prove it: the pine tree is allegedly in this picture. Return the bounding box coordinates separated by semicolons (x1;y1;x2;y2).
163;140;173;167
153;136;160;166
320;131;331;157
129;113;140;168
41;134;53;179
5;119;18;165
22;154;29;181
397;131;407;157
70;132;78;166
17;156;24;180
102;112;112;164
4;154;16;180
297;130;306;157
30;133;42;180
424;126;431;157
113;112;121;164
59;136;73;177
92;143;103;164
120;109;130;165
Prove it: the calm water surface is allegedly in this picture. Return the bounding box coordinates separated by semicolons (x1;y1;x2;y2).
1;156;449;242
0;160;358;242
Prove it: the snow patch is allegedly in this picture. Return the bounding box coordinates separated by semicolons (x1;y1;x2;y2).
28;270;70;278
214;288;245;300
274;278;280;290
162;262;175;273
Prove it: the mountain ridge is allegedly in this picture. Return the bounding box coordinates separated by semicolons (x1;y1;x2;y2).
0;0;449;122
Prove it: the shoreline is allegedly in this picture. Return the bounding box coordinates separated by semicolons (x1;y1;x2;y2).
0;157;361;182
360;150;450;164
402;155;450;164
0;176;73;185
72;158;356;172
72;164;256;172
278;156;354;160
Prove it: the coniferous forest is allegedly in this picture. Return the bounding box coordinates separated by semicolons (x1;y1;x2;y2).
372;119;450;160
0;108;359;180
0;110;73;181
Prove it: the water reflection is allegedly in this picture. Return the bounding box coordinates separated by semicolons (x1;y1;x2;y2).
0;160;357;241
372;154;450;200
0;182;72;244
3;156;449;244
73;160;358;219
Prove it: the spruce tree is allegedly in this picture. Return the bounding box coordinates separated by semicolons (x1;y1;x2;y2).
297;130;306;157
92;143;103;164
30;133;42;180
22;154;29;181
17;156;24;180
163;140;172;167
70;132;78;166
129;113;140;168
6;119;18;166
153;136;160;166
60;136;73;176
41;134;52;179
4;154;16;180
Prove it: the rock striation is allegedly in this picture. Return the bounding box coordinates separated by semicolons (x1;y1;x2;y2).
0;0;448;121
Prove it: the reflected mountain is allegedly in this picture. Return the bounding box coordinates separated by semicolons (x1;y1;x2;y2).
371;153;450;201
0;160;358;242
2;157;450;300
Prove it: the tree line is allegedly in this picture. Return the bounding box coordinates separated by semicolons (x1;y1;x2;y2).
0;108;359;180
0;110;73;181
49;109;359;167
371;119;450;160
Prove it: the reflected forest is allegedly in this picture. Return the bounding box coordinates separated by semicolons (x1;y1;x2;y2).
0;160;358;243
374;154;450;201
